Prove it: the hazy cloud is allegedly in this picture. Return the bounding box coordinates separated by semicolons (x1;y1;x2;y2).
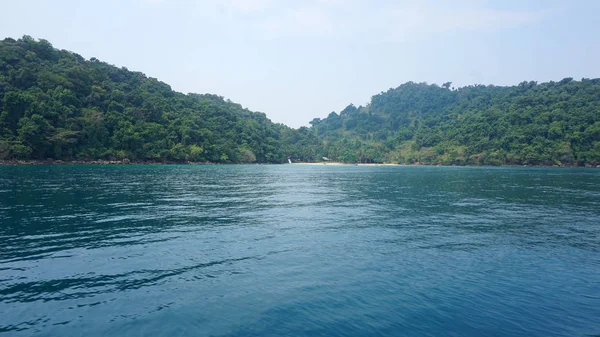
172;0;554;40
222;0;275;13
381;1;551;35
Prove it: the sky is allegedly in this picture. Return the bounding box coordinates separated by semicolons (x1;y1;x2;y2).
1;0;599;127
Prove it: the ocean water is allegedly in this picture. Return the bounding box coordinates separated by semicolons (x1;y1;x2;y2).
0;165;599;337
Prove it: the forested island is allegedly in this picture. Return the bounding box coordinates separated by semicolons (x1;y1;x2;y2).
1;36;600;166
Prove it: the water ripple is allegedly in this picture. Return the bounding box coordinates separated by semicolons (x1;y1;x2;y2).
0;165;599;336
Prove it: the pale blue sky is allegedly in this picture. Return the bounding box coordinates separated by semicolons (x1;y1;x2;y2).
1;0;599;127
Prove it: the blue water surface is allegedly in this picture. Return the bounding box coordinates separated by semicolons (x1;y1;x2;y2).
0;165;599;336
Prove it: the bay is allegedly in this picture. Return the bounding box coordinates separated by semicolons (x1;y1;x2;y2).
0;165;599;336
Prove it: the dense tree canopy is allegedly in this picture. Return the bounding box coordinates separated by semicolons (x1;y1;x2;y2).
2;36;600;166
310;80;600;166
0;36;315;163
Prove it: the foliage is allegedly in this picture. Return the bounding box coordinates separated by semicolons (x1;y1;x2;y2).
309;81;600;166
0;36;312;163
2;36;600;166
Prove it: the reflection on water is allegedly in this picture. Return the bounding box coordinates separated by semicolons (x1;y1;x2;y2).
1;165;599;336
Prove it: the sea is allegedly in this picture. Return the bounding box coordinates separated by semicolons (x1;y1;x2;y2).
0;165;599;336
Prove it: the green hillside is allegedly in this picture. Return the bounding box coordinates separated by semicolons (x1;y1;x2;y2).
0;36;317;163
309;80;600;166
1;36;599;166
